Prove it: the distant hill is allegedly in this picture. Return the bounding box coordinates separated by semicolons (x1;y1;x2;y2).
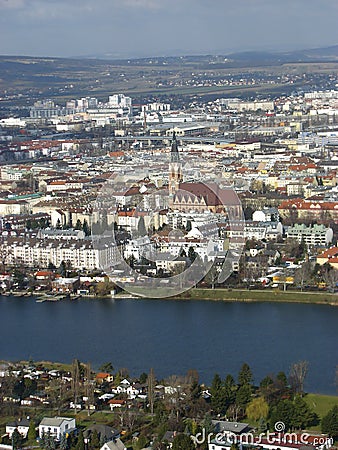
223;45;338;67
0;44;337;107
80;44;338;65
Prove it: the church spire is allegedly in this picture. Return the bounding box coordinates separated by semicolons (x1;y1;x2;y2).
171;131;180;163
169;131;183;199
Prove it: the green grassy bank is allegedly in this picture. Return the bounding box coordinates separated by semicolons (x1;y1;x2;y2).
176;288;338;306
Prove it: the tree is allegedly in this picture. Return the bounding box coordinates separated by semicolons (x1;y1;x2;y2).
236;383;252;409
39;431;46;449
223;374;236;406
269;399;295;431
59;433;68;450
321;405;338;438
71;358;81;413
260;376;274;389
75;219;82;230
210;373;223;414
96;279;115;296
90;430;100;450
12;429;23;450
188;247;197;263
294;261;313;291
172;434;194;450
246;397;269;422
28;421;36;441
139;372;148;384
76;432;85;450
135;435;148;450
99;362;114;373
322;263;338;290
85;362;94;417
186;220;192;232
204;265;219;289
58;261;67;277
83;219;90;236
137;216;147;236
148;368;155;414
289;361;308;395
258;417;268;433
126;254;136;269
276;371;288;390
49;378;66;414
46;433;56;450
292;395;318;429
238;363;253;386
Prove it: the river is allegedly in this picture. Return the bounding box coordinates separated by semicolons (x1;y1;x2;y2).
0;295;337;394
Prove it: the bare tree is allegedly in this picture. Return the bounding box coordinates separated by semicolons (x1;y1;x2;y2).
125;410;138;432
289;361;309;395
322;264;338;291
226;404;241;422
85;363;94;417
147;367;155;415
48;378;67;415
294;261;313;291
71;359;81;413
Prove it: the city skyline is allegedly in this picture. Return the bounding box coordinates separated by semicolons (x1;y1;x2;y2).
0;0;338;58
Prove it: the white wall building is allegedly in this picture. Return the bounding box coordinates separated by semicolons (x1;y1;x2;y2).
1;236;119;270
39;417;76;440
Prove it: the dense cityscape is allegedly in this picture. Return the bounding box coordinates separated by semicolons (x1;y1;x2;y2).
1;45;338;450
2;82;338;296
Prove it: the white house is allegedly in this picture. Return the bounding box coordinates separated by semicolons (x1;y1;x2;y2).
252;207;279;222
6;418;30;438
101;439;126;450
39;417;76;440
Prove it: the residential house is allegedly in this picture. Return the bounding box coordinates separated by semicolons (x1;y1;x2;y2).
100;438;126;450
6;418;31;438
86;425;120;444
108;400;126;410
39;417;76;440
96;373;114;384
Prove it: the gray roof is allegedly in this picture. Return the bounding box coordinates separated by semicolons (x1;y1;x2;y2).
162;431;178;443
101;439;125;450
86;425;119;441
7;418;30;428
40;417;74;427
212;421;249;434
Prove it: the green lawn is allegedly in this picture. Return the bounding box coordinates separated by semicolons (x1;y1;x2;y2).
177;288;338;306
305;393;338;419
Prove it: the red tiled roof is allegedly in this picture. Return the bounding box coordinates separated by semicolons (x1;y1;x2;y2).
318;247;338;259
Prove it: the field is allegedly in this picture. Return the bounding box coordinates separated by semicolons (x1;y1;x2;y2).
305;393;338;419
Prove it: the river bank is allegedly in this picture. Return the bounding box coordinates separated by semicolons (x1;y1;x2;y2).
177;287;338;306
3;287;338;306
122;286;338;305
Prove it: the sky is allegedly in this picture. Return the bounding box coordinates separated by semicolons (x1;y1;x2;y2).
0;0;338;58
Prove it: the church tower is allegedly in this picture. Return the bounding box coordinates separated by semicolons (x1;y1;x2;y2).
169;131;183;199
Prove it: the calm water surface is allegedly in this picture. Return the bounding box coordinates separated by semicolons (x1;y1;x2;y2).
0;296;337;394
